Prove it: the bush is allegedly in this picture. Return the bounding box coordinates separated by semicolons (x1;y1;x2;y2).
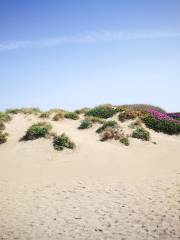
96;120;118;133
0;112;12;122
128;119;142;129
21;108;41;115
117;104;166;113
120;137;130;146
143;115;180;135
85;105;117;119
118;110;145;122
53;133;75;151
0;132;8;144
132;127;150;141
53;112;64;121
22;122;52;140
100;127;129;145
78;119;93;129
0;122;5;131
64;112;79;120
75;108;90;114
85;116;105;124
39;112;51;118
6;108;22;114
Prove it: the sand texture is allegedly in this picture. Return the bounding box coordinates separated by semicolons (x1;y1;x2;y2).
0;114;180;240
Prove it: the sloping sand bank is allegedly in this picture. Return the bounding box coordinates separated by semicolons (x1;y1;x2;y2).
0;114;180;239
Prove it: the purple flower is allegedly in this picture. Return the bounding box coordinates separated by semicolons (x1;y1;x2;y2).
149;109;180;124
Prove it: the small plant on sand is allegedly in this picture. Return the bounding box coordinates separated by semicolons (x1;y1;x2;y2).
39;111;51;119
0;122;5;131
53;133;75;151
96;120;118;133
85;116;105;124
128;118;142;129
20;108;41;115
0;131;8;144
6;108;22;114
132;127;150;141
78;119;92;129
75;108;90;115
64;112;79;120
100;127;130;146
120;137;130;146
53;112;64;121
22;122;52;140
85;105;117;119
0;112;12;122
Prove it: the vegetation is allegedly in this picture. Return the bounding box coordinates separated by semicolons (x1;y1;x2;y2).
78;119;93;129
143;115;180;135
75;107;90;114
120;137;130;146
96;120;118;133
53;112;64;121
128;119;142;129
85;105;117;119
118;110;145;122
132;127;150;141
0;122;5;131
22;122;52;140
100;127;130;146
0;112;12;122
39;111;51;118
6;108;41;115
85;116;105;124
64;112;79;120
0;132;8;144
116;104;166;113
53;133;75;151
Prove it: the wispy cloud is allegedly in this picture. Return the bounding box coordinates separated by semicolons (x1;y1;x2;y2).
0;30;180;51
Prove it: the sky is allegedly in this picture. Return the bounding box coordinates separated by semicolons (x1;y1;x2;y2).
0;0;180;112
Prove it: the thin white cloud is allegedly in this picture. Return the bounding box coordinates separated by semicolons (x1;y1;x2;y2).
0;30;180;51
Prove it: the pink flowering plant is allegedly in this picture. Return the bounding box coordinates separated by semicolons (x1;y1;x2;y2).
149;109;180;124
142;108;180;135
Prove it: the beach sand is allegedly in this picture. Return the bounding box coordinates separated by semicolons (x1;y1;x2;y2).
0;114;180;240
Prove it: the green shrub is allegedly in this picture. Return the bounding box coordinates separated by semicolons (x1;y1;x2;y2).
78;119;93;129
143;115;180;135
0;122;5;131
96;120;118;133
0;132;8;144
53;112;64;121
39;111;51;118
7;108;41;115
85;116;105;124
6;108;22;114
117;104;166;113
22;122;52;140
0;112;12;122
132;127;150;141
75;108;90;114
53;133;75;151
120;137;130;146
85;105;117;119
64;112;79;120
20;108;41;115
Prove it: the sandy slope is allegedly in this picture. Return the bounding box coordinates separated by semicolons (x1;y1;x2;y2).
0;114;180;240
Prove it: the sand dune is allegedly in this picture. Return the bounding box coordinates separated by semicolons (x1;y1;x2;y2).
0;114;180;239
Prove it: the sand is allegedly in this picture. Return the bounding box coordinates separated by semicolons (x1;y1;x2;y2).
0;114;180;240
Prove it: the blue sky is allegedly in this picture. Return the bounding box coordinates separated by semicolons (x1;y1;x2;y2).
0;0;180;111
